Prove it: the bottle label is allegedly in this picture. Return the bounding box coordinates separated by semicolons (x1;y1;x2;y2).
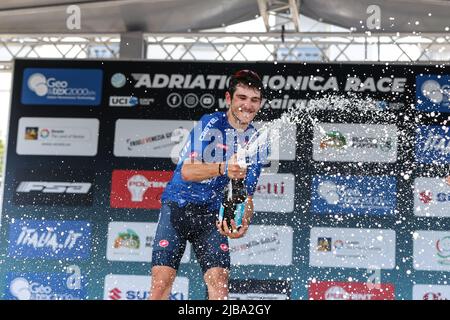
218;205;225;222
234;203;245;228
218;201;246;228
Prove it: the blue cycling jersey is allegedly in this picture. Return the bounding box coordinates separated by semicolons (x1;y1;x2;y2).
161;111;263;210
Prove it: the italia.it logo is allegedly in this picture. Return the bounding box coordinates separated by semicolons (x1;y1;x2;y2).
27;73;48;97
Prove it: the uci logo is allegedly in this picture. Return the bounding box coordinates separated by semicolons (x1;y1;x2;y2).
109;96;139;107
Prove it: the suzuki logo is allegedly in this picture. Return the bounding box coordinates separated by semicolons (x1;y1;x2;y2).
169;292;184;300
109;288;122;300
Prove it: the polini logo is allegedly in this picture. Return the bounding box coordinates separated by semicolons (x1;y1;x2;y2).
21;68;103;106
110;170;173;209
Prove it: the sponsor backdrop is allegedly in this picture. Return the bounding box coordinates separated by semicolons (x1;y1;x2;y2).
1;59;449;300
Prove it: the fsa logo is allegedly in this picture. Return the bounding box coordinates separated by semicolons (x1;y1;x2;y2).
16;182;92;194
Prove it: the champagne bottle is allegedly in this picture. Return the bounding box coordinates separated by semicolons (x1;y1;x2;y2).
220;179;247;230
219;146;248;231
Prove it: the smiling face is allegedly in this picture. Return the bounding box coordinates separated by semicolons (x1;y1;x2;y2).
226;84;262;127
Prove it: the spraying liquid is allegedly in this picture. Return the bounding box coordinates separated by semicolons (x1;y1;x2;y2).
220;93;390;230
238;93;392;164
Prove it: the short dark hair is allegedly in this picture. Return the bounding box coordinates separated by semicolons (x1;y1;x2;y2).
227;69;264;99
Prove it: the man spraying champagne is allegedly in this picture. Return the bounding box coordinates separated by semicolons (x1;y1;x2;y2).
150;70;265;300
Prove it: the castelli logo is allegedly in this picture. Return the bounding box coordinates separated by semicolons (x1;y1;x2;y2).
159;240;169;248
220;243;229;252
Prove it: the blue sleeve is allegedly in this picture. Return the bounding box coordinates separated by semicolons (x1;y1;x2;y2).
179;114;218;163
244;160;262;196
243;125;267;196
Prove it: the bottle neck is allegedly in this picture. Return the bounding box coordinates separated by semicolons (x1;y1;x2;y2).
231;178;245;189
231;179;247;202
